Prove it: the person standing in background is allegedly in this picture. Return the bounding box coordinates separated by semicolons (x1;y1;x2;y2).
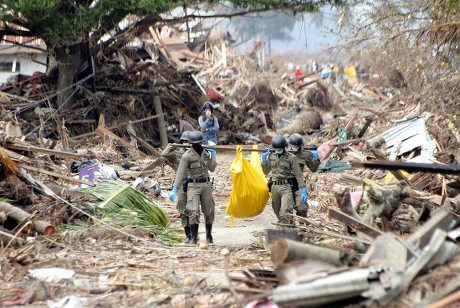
198;102;219;146
294;66;304;81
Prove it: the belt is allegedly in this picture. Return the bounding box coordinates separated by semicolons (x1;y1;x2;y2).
273;180;289;185
189;177;210;183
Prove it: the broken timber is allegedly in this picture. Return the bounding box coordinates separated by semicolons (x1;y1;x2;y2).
4;144;85;160
0;201;55;235
370;147;412;186
328;207;384;238
351;160;460;175
270;238;358;267
95;126;147;157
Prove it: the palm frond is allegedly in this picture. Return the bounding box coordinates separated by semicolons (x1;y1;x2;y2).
77;180;172;236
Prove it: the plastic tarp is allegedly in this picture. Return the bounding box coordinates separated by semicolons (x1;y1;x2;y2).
226;145;269;225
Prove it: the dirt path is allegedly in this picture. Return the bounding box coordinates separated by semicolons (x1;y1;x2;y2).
167;151;277;247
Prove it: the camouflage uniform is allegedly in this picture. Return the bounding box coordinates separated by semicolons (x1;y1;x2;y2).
291;148;320;217
173;148;217;225
162;145;188;227
262;151;306;224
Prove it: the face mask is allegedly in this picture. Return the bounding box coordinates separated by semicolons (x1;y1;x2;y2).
275;149;284;154
192;143;203;155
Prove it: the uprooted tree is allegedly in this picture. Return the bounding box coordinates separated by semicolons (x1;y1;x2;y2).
0;0;346;111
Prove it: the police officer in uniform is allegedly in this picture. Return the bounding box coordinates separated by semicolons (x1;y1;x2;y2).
261;135;308;225
162;131;193;243
288;133;320;217
169;131;217;244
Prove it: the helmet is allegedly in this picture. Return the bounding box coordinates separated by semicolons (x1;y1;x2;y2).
272;135;288;150
202;102;214;111
296;66;301;70
188;131;204;144
288;133;304;149
180;130;191;142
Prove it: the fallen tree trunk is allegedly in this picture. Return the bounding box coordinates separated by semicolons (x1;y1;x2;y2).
270;238;358;267
0;202;55;235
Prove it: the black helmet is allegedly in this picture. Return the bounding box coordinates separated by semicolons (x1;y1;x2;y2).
288;133;304;149
188;131;204;144
180;131;191;142
272;135;288;150
202;102;214;111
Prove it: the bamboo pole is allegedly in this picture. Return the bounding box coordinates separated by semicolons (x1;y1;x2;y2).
0;202;55;235
171;144;317;152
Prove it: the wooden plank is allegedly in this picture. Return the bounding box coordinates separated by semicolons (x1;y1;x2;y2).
18;163;95;187
408;209;452;249
328;208;384;239
1;146;30;162
5;144;85;159
149;26;172;60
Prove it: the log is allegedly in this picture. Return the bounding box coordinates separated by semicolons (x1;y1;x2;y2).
270;238;357;267
150;84;168;147
0;201;55;235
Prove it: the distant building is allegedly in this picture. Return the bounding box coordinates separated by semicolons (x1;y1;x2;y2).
0;26;47;84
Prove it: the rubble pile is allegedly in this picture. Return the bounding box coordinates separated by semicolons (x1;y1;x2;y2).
0;19;459;308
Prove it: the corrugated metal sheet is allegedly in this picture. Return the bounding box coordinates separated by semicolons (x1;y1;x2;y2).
381;116;432;156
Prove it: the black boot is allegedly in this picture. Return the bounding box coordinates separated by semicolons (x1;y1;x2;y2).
184;226;191;244
205;224;213;244
190;224;199;245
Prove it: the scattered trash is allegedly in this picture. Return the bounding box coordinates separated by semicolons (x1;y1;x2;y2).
28;268;75;283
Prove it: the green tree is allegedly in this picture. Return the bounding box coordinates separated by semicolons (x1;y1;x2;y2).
0;0;345;109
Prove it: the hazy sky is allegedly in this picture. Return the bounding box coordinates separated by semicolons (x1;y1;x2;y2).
223;7;341;54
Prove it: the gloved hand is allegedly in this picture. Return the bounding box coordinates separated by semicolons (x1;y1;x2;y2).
169;186;179;202
207;148;216;158
310;149;319;161
261;149;270;164
301;186;308;204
